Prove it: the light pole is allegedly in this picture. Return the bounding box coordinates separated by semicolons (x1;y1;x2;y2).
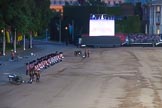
59;18;61;43
65;26;68;46
72;20;74;43
23;34;26;50
14;28;16;53
46;28;48;41
2;29;6;56
30;32;32;48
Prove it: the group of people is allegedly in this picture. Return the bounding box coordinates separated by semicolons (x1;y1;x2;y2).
127;33;161;44
74;49;90;58
26;51;64;83
84;49;90;58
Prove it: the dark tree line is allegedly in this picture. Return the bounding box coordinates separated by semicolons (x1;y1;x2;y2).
0;0;53;35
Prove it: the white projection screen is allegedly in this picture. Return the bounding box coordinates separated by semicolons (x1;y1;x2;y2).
89;14;115;36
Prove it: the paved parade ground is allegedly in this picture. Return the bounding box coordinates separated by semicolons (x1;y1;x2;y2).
1;43;162;108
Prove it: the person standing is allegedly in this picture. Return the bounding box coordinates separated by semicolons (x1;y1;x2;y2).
11;50;15;61
84;49;87;58
26;63;29;75
87;49;90;57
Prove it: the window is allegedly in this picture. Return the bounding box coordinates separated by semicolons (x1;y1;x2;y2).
56;1;59;4
119;1;122;4
71;1;73;5
108;1;110;5
59;1;62;4
62;0;65;5
157;6;160;12
156;25;160;34
157;29;160;35
114;1;116;5
53;1;56;4
156;12;160;25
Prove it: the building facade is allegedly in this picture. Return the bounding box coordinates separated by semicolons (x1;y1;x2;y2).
148;0;162;35
50;0;150;7
49;0;126;19
50;0;77;6
126;0;151;5
101;0;124;6
50;0;124;6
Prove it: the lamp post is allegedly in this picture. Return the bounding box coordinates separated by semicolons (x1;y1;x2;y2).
46;28;48;41
59;18;61;43
72;20;74;43
2;29;6;56
30;32;32;48
14;28;16;53
23;34;26;50
65;26;68;46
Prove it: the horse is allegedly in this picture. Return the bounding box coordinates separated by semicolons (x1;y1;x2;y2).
35;63;41;82
34;65;40;82
28;65;40;83
28;67;35;83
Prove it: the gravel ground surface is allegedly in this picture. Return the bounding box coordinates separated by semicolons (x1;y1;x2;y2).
1;45;162;108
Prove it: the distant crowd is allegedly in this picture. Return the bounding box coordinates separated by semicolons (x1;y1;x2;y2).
126;33;161;44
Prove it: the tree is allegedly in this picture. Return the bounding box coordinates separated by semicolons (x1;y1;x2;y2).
0;0;53;53
36;0;53;32
134;2;143;20
0;0;53;35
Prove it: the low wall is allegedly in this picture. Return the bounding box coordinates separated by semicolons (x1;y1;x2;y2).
81;36;121;47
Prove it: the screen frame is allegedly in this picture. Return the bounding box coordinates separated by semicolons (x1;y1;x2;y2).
89;14;115;36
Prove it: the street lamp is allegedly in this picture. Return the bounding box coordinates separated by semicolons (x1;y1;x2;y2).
65;26;68;30
65;26;68;46
29;31;32;48
1;28;6;56
23;34;26;50
59;18;61;43
46;28;48;41
14;28;17;53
